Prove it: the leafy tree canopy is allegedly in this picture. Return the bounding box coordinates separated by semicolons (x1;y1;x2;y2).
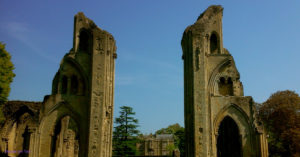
0;42;16;123
156;123;181;134
165;144;176;155
112;106;141;156
256;90;300;157
174;127;185;157
155;123;186;156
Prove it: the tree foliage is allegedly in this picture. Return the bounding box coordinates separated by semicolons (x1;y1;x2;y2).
0;42;16;123
156;123;181;134
174;127;185;157
256;90;300;157
165;144;176;155
155;123;185;156
112;106;141;156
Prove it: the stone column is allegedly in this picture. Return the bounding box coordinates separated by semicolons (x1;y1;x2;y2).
67;77;71;95
27;124;38;157
214;79;220;96
65;130;75;157
58;117;69;157
232;77;237;96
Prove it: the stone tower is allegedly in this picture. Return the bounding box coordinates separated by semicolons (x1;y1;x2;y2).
181;5;268;157
16;12;118;157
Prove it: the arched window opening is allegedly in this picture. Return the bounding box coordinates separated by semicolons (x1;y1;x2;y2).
217;116;241;157
50;120;62;157
50;116;80;157
218;77;233;96
62;76;68;94
22;126;31;156
70;75;78;95
79;31;89;52
210;33;219;54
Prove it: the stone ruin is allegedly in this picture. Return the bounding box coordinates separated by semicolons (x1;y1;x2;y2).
0;5;269;157
181;5;269;157
0;12;117;157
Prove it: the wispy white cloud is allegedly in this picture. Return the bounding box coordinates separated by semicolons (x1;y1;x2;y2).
1;22;59;62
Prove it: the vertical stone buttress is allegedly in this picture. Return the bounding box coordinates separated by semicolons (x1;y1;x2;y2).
181;5;224;157
73;12;117;157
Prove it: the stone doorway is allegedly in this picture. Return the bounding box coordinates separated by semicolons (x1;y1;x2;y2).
217;116;241;157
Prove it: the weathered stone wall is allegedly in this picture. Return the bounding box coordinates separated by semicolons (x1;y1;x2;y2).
0;12;116;157
0;102;40;157
182;5;269;157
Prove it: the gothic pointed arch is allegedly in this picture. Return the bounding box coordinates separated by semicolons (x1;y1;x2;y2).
0;104;38;155
208;58;231;95
213;103;254;157
78;29;89;52
217;116;242;157
37;101;82;157
213;103;251;135
77;28;93;53
53;56;90;96
50;114;80;157
45;101;81;124
64;57;89;95
1;105;36;139
210;31;220;54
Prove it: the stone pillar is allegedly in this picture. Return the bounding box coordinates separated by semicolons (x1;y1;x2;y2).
7;123;16;157
232;77;237;96
67;77;71;95
65;130;75;157
58;117;69;157
27;124;38;157
214;79;220;96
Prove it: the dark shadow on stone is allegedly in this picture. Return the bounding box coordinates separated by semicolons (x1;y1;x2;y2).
217;116;241;157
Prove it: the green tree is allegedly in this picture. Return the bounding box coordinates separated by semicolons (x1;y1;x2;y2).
174;127;185;157
156;127;174;134
112;106;141;156
166;144;176;155
0;42;16;123
155;123;183;149
257;90;300;157
156;123;181;135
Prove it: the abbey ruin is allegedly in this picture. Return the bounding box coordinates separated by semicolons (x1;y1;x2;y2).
181;5;269;157
0;5;268;157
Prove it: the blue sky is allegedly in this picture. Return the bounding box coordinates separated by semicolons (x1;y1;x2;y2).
1;0;300;134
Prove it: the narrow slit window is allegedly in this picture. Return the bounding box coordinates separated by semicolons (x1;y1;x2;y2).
79;31;89;52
